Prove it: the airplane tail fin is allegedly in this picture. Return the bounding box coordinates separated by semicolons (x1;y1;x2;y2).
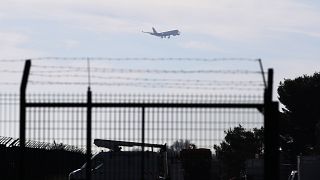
152;27;157;34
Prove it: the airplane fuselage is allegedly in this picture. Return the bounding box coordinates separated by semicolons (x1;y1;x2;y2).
143;28;180;38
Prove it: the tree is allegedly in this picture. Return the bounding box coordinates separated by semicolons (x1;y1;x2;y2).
214;125;264;179
278;72;320;155
169;139;196;153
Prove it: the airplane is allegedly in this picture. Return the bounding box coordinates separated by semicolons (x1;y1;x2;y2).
142;27;180;38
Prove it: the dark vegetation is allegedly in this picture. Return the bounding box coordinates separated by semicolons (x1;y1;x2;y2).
0;138;85;180
278;72;320;158
275;72;320;179
214;125;264;179
168;139;196;154
168;139;219;180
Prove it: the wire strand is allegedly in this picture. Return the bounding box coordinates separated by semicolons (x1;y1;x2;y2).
0;59;28;62
0;82;20;85
30;73;264;86
0;70;25;73
32;65;263;74
30;73;264;85
27;57;260;62
29;81;264;91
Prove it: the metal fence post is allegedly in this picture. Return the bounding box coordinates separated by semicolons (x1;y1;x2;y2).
19;59;31;180
141;106;145;180
264;69;279;180
86;87;92;180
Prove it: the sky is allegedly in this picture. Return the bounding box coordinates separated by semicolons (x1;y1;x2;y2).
2;0;319;149
0;0;320;98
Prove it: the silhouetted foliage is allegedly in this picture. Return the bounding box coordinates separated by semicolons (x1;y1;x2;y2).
278;72;320;155
214;125;264;180
0;139;86;180
168;139;196;157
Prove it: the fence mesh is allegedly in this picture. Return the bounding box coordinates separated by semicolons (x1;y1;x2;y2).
1;93;264;180
0;58;268;180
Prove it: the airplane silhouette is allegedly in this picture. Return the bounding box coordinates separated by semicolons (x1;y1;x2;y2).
142;27;180;38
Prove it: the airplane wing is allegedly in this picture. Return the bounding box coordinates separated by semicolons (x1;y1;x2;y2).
142;30;153;35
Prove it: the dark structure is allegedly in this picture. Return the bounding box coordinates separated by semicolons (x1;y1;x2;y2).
0;137;85;180
11;59;280;180
180;148;213;180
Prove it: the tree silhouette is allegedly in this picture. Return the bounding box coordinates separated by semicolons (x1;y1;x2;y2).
169;139;196;153
214;125;263;179
278;72;320;155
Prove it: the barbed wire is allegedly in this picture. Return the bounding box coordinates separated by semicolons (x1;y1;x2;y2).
0;59;27;62
29;81;264;91
32;65;263;74
0;57;266;92
0;69;24;73
0;57;260;62
0;82;20;85
0;136;85;153
30;73;264;86
29;80;263;88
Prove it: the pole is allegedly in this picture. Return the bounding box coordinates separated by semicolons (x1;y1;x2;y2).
141;107;145;180
86;87;92;180
19;59;31;180
264;69;279;180
87;57;91;87
258;59;267;88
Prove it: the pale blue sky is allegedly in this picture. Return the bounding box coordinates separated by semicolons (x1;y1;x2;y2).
1;0;320;149
0;0;320;97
